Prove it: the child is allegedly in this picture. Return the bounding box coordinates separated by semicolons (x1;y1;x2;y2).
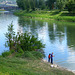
48;54;51;62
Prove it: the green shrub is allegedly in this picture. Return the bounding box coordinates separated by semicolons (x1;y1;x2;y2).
2;51;11;57
5;24;45;52
15;53;23;57
18;48;24;54
10;49;15;53
22;51;45;59
0;55;2;57
31;51;44;59
22;51;36;59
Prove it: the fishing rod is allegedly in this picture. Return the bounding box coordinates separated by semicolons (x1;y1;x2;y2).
55;61;67;64
54;58;67;61
54;56;75;63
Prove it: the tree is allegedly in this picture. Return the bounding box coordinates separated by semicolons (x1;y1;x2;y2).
5;23;15;50
16;0;47;11
5;24;45;52
30;0;35;11
56;0;75;12
16;0;35;11
46;0;56;9
17;32;45;51
16;0;27;10
39;0;46;10
56;0;66;11
66;0;75;13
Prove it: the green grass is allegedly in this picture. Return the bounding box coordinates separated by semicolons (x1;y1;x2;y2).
14;10;75;22
0;57;74;75
2;51;11;57
0;51;74;75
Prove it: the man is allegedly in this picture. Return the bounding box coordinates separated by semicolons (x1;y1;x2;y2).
51;52;54;64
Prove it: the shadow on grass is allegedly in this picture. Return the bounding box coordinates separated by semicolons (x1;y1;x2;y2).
60;13;75;16
50;11;60;15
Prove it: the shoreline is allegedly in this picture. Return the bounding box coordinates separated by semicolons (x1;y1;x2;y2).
42;59;75;74
14;10;75;22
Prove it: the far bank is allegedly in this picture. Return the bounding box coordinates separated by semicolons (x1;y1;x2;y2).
14;10;75;22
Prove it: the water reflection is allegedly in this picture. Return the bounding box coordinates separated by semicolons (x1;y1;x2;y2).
18;17;75;71
0;11;19;54
67;25;75;48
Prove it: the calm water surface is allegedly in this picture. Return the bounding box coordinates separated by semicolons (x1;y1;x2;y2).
0;11;75;71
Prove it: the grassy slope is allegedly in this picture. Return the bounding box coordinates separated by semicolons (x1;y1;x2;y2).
14;10;75;22
0;57;74;75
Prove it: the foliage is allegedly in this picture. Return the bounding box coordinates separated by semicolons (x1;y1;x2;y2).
10;49;15;53
16;0;34;11
14;10;75;22
16;0;75;13
5;23;45;54
56;0;66;11
46;0;56;9
18;32;45;51
5;23;15;50
66;0;75;13
16;0;47;11
15;53;23;57
31;51;45;59
18;48;24;54
2;51;11;57
22;51;45;59
16;0;56;10
56;0;75;13
22;51;36;59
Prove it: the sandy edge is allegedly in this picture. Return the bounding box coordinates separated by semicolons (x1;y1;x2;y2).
42;59;75;74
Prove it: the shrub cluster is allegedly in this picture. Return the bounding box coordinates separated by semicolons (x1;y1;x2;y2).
3;23;45;58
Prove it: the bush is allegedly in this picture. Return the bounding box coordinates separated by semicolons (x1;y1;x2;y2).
2;51;11;57
10;49;15;53
31;51;44;59
19;32;45;52
66;0;75;13
22;51;35;59
18;48;24;54
15;53;23;57
22;51;45;59
5;24;45;52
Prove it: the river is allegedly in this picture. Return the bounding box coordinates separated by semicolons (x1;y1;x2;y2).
0;11;75;71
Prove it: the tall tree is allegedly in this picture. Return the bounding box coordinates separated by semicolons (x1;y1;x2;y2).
66;0;75;13
16;0;47;11
39;0;46;9
16;0;26;10
56;0;66;11
5;23;15;50
30;0;35;10
47;0;56;9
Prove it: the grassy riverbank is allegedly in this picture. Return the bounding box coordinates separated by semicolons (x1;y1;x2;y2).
14;10;75;22
0;51;75;75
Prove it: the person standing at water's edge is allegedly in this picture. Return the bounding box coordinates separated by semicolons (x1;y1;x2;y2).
51;52;54;64
48;54;51;62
